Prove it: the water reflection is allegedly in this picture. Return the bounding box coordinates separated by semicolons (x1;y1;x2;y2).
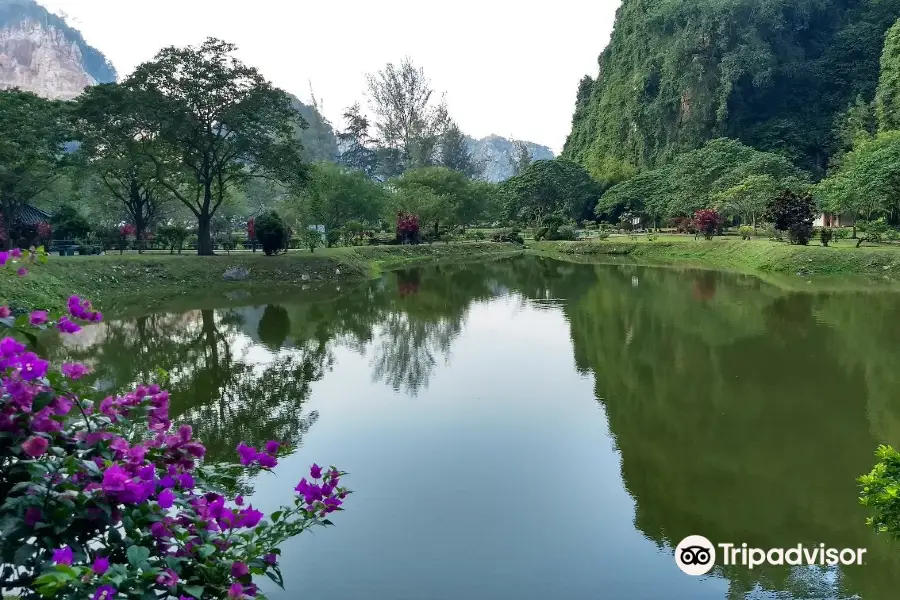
58;256;900;599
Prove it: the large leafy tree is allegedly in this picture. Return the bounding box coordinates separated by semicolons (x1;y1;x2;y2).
438;121;480;178
0;90;69;248
366;58;449;171
391;167;484;234
116;38;309;255
876;18;900;132
714;174;780;229
501;159;602;225
72;83;172;246
290;163;386;237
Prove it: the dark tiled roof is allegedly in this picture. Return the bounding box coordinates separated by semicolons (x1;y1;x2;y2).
14;204;52;225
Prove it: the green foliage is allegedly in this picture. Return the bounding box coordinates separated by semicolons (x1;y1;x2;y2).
439;122;480;178
501;159;602;225
598;139;806;223
290;93;339;163
255;210;288;256
301;228;322;253
391;167;485;231
50;204;91;240
564;0;900;175
860;445;900;540
738;225;753;240
766;190;816;245
820;227;834;247
490;228;524;244
876;19;900;132
293;163;386;239
856;217;892;247
156;224;189;254
337;103;377;177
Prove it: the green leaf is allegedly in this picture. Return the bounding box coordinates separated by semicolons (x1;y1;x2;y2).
182;585;205;598
198;544;216;559
127;544;151;566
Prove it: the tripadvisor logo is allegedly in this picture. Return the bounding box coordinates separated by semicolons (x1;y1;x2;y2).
674;535;867;576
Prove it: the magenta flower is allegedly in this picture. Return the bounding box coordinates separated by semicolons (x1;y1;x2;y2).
18;353;48;380
310;463;323;479
61;362;91;380
156;568;179;587
265;440;280;455
236;443;257;466
24;507;41;527
264;553;277;565
235;495;244;506
227;582;245;599
92;556;110;574
56;316;81;334
239;507;264;528
93;585;116;600
0;305;10;318
257;453;277;468
28;310;48;325
178;473;194;489
21;436;48;458
0;251;8;266
150;521;169;538
231;561;250;578
16;267;27;277
158;488;175;509
101;464;129;493
53;546;73;565
10;248;22;258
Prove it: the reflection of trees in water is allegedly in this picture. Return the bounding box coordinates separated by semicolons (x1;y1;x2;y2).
370;313;460;395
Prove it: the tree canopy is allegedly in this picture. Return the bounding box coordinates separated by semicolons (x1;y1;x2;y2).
500;159;603;225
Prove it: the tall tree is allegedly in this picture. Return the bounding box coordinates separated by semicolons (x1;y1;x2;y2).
0;90;68;249
73;83;171;248
438;121;479;178
366;57;449;171
501;159;602;225
714;174;779;229
119;38;309;255
337;103;377;177
509;139;533;176
876;19;900;132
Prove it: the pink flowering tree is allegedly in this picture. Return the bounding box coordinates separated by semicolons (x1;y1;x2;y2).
0;249;348;600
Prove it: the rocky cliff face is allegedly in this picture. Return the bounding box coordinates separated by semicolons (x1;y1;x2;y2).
466;135;555;182
0;0;116;100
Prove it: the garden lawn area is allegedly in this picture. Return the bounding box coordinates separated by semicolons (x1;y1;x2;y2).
0;243;524;313
532;234;900;278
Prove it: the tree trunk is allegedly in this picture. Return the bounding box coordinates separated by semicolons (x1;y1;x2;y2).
197;214;214;256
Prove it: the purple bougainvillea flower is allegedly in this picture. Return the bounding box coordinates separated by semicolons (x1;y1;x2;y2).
263;553;277;565
21;436;48;458
235;495;244;506
93;585;117;600
236;443;257;466
10;248;22;258
18;353;48;380
0;305;10;318
178;473;194;489
231;561;250;578
24;507;41;527
256;453;277;469
158;488;175;509
310;463;322;479
239;507;264;528
0;251;8;266
28;310;48;325
53;546;73;565
16;267;27;277
150;521;169;538
55;316;81;334
228;582;245;599
101;464;129;493
61;362;91;380
156;568;179;587
92;556;110;574
265;440;280;455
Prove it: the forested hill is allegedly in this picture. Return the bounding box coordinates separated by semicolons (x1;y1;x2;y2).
564;0;900;178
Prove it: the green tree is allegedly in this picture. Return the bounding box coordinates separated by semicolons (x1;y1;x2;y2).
714;174;779;230
438;121;480;178
501;159;602;225
0;90;69;248
876;18;900;132
120;38;309;255
295;163;386;242
49;203;91;240
391;167;484;234
595;167;672;228
366;58;449;171
835;95;876;156
337;103;378;177
255;210;288;255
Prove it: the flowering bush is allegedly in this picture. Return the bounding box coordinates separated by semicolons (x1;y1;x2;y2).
693;209;720;240
396;212;420;244
0;249;348;599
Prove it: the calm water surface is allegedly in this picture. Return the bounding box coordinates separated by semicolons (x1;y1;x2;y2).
60;256;900;599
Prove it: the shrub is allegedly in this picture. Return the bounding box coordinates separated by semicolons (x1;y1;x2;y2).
738;225;753;240
820;227;834;247
439;233;453;243
472;230;486;241
533;226;549;241
157;225;189;255
491;228;524;244
833;227;851;240
860;445;900;539
647;233;658;242
548;225;577;241
396;212;420;244
255;210;288;255
50;204;91;240
596;230;611;240
693;209;720;240
0;250;348;600
302;229;321;253
765;190;815;245
218;232;237;253
857;217;892;247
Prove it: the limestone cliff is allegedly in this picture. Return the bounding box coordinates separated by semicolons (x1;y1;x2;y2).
0;0;116;100
466;135;555;182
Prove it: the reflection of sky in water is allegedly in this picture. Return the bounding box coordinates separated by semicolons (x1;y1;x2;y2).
244;297;731;600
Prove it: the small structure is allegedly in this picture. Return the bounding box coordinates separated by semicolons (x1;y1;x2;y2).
814;212;855;228
0;204;52;246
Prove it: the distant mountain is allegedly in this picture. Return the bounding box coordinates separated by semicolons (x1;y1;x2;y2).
286;93;339;163
0;0;116;99
466;135;555;182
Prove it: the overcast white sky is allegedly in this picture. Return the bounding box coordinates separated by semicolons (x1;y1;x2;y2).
36;0;619;153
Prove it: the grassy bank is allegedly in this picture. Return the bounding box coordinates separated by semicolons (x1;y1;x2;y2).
532;235;900;279
0;243;523;314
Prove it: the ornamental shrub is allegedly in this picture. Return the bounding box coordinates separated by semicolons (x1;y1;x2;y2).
396;212;420;245
693;209;720;240
765;190;815;245
738;225;753;240
0;249;348;600
254;211;287;256
820;227;834;247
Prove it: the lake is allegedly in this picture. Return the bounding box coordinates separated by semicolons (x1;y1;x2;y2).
57;256;900;600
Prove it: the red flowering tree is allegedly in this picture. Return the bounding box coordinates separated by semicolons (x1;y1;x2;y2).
117;223;136;254
693;209;720;240
396;212;420;245
0;249;349;600
246;218;257;252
